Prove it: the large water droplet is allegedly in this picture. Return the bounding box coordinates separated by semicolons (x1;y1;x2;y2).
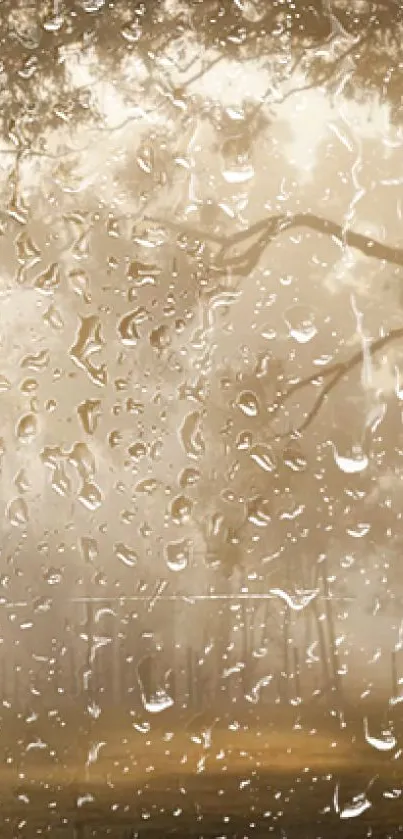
237;391;259;417
16;413;37;442
179;412;205;459
165;538;191;571
7;497;29;527
333;445;368;474
77;399;102;434
250;444;276;472
78;481;103;510
34;263;61;294
170;495;192;524
247;496;271;527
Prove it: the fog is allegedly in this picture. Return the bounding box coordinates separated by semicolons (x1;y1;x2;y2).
0;1;402;715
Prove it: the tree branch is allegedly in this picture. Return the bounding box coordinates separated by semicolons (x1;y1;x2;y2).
269;326;403;439
152;211;403;272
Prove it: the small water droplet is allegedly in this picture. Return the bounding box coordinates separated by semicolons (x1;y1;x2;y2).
114;543;138;568
284;305;318;344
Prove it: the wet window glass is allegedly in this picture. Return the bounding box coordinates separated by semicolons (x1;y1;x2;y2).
1;1;402;836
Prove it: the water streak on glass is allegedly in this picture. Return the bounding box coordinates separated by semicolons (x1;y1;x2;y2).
0;1;402;836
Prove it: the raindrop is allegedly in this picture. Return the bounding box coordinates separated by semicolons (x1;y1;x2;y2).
270;588;318;611
346;522;370;538
284;305;318;343
16;413;37;442
114;543;138;568
222;164;254;184
333;445;368;474
70;316;107;387
68;269;91;303
128;441;147;461
21;350;49;371
127;260;159;286
165;538;191;571
245;675;272;704
44;568;63;586
0;375;11;392
77;399;102;435
237;391;259;417
34;263;61;294
247;496;271;527
179;467;200;488
142;690;174;714
179;411;205;459
236;431;252;450
283;443;307;472
170;495;192;524
7;497;28;527
118;311;140;346
250;444;276;472
80;537;98;563
150;325;171;351
363;717;396;751
78;481;103;511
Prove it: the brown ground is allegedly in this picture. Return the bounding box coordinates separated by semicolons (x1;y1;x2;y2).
0;703;401;837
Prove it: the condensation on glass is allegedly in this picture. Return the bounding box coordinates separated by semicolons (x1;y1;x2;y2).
0;1;402;836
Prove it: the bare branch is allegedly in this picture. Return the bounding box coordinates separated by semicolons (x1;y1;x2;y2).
269;326;403;440
153;211;403;273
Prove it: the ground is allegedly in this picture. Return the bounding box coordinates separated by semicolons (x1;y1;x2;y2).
0;702;401;837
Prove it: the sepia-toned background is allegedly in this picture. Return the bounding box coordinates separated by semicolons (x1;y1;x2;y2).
0;0;403;836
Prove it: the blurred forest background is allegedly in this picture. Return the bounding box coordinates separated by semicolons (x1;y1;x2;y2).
0;0;402;718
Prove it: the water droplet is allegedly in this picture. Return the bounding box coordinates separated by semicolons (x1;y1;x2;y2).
34;263;61;294
284;305;318;344
43;567;63;586
346;522;370;538
68;268;91;302
250;444;276;472
0;375;11;392
118;311;140;346
70;316;107;387
127;260;159;286
80;537;98;563
170;495;192;524
283;444;307;472
128;441;147;461
77;399;102;434
7;497;28;527
78;481;103;511
222;164;254;184
21;350;49;371
114;543;138;568
247;496;271;527
150;325;171;351
165;538;191;571
142;690;174;713
179;412;205;459
236;431;252;450
52;464;71;497
179;467;200;488
237;391;259;417
333;445;368;474
16;413;37;442
363;717;396;751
